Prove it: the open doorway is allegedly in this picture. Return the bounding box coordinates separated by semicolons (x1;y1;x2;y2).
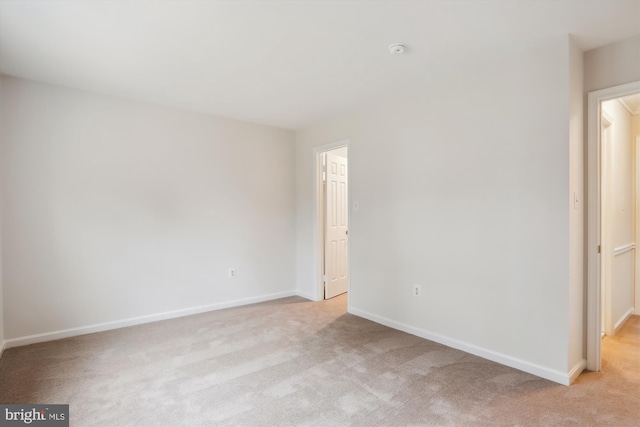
314;141;349;301
600;95;639;338
587;81;640;371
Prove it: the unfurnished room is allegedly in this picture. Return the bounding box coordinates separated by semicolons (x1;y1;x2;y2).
0;1;639;426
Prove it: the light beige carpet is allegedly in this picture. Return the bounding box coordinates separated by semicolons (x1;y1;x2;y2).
0;294;639;426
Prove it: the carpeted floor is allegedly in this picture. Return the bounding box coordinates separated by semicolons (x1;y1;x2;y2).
0;294;639;426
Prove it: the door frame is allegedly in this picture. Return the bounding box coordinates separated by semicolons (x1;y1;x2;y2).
313;139;350;302
636;135;640;316
586;80;640;371
600;110;614;337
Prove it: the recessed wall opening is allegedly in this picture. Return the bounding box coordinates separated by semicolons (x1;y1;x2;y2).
313;141;349;302
587;83;640;372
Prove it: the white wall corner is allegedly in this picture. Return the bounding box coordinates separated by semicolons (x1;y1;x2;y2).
348;306;575;386
613;307;635;333
568;359;587;384
295;289;317;301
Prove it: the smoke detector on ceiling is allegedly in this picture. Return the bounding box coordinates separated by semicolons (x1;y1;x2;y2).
389;44;406;54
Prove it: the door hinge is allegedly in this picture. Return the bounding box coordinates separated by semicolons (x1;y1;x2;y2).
322;275;327;283
597;245;601;253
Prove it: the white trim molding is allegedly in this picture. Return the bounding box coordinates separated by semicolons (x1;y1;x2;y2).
4;290;297;349
601;110;614;127
0;341;5;359
614;307;635;333
349;306;579;386
618;96;640;116
569;359;587;384
613;243;636;256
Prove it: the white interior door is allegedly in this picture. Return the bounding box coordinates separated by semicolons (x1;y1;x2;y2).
324;151;348;299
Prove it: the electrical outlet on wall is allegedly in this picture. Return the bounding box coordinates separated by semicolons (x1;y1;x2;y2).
228;268;236;278
413;284;422;297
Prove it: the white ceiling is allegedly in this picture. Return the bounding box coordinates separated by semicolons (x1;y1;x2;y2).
1;1;639;129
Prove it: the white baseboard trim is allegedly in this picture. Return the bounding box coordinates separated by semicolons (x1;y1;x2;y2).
349;306;574;386
0;340;5;359
295;290;316;301
568;359;587;384
614;307;635;333
5;290;297;349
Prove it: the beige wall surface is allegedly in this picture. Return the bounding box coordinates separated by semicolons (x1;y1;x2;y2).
296;36;574;382
0;76;297;340
585;35;640;94
568;37;584;372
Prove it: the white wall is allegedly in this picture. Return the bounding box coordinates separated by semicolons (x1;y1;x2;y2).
584;35;640;94
0;76;296;342
568;37;584;374
602;99;635;332
296;36;576;383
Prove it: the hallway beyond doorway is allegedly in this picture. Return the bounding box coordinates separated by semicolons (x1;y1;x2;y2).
600;314;640;377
